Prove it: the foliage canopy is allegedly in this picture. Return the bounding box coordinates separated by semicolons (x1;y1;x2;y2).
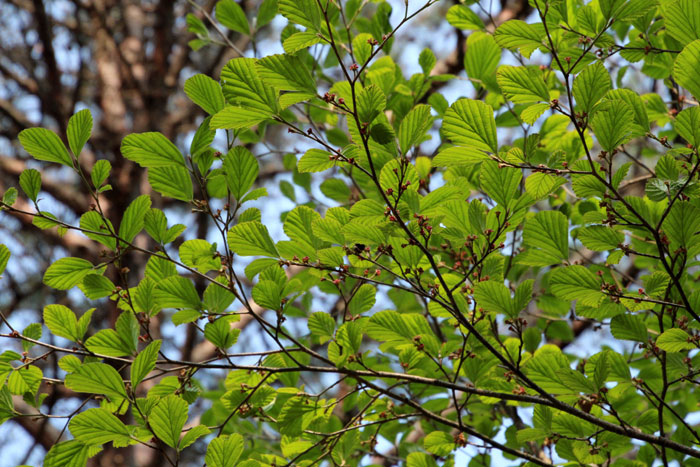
2;0;700;465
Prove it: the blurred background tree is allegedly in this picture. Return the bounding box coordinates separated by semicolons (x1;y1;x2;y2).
0;1;531;465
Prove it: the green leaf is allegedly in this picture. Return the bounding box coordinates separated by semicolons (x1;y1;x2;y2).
590;99;635;152
184;74;225;115
180;239;220;273
18;127;73;168
464;32;501;89
473;281;516;318
150;394;188;449
573;62;612;113
67;109;93;156
283;205;322;249
21;323;41;352
257;0;278;27
605;89;649;134
278;0;320;30
19;169;41;202
69;408;131;446
398;104;433;154
91;160;111;189
154;276;201;310
308;312;336;343
221;57;277;112
610;314;648;341
204;317;240;349
3;187;18;206
44;440;90;467
347;284;376;315
257;54;315;94
443;98;498;153
278;396;316;435
283;31;321;53
85;329;134;357
65;362;128;400
216;0;249;35
494;20;544;58
80;274;115;299
8;365;42;395
227;221;278;257
223;146;259;200
58;355;82;373
148;166;193;201
446;4;484;30
663;201;700;247
497;65;550;103
433;146;490;166
525;172;566;199
663;0;700;46
357;84;386;125
205;434;244;467
298;149;335;173
44;257;98;290
352;33;373;65
180;425;211;450
549;266;604;306
674;106;700;147
119;195;151;243
424;431;456;457
407;452;439;467
520;103;550;124
43;304;80;341
0;244;9;276
480;161;522;206
211;106;273;129
656;328;695;352
577;225;624;251
418;48;436;74
77;309;93;341
673;39;700;99
380;159;419;195
121;132;185;168
80;211;116;250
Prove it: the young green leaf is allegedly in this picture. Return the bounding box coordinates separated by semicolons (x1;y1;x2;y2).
69;408;131;446
398;104;433;154
227;221;278;257
549;266;605;306
131;340;162;387
19;168;41;202
0;244;8;277
91;159;111;189
43;257;98;290
121;132;185;168
184;74;225;115
573;62;612;114
216;0;249;35
673;39;700;99
223;146;259;200
205;434;244;467
590;99;635;152
610;314;648;341
656;328;695;352
443;98;498;153
119;195;151;244
446;4;484;30
18;128;73;167
148;166;193;201
64;362;128;400
496;65;550;103
67;109;93;156
150;394;188;449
